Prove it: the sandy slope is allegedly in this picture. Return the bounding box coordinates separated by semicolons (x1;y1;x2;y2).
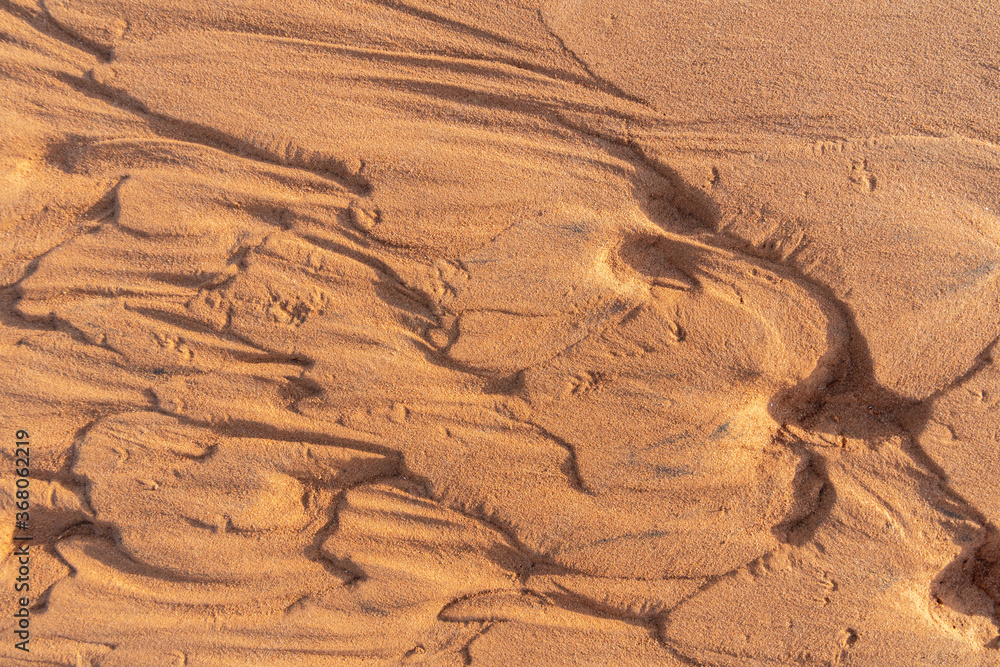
0;0;998;664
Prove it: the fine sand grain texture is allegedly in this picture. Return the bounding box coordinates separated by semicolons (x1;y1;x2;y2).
1;0;999;664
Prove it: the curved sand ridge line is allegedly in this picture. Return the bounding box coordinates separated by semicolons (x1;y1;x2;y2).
1;1;999;665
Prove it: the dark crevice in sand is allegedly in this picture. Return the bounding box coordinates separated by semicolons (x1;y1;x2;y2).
457;620;493;665
0;0;106;62
518;420;596;497
37;0;114;62
718;227;1000;619
536;7;660;113
149;412;401;460
50;71;372;195
907;336;998;412
395;465;599;584
292;232;438;320
306;492;379;586
125;305;316;367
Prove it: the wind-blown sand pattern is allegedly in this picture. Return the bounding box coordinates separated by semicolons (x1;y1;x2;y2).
1;0;999;664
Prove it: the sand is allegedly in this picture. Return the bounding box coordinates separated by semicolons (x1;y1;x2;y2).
1;0;998;664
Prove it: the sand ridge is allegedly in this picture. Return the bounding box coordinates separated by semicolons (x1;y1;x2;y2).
1;0;999;664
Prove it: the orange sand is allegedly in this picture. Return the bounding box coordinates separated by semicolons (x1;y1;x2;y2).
1;0;998;664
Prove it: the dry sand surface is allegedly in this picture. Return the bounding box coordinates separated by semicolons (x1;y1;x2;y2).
1;0;999;664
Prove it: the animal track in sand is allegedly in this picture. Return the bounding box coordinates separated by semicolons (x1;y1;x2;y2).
849;158;878;192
